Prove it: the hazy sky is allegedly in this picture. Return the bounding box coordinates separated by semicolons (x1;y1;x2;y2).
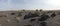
0;0;60;11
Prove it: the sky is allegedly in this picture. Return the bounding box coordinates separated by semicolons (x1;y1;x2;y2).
0;0;60;11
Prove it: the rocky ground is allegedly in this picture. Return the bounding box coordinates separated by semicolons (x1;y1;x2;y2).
0;10;60;26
